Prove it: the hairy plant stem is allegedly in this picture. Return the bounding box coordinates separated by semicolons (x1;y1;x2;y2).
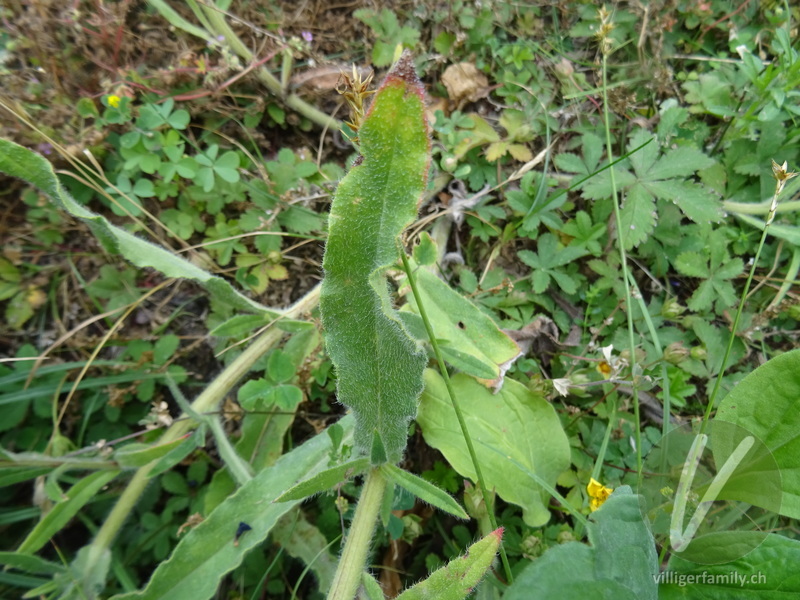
601;53;643;481
400;252;514;585
88;285;321;558
327;467;387;600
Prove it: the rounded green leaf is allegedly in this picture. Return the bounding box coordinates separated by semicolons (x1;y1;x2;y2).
716;349;800;519
417;369;569;527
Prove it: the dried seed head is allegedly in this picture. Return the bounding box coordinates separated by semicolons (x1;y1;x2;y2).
336;64;376;138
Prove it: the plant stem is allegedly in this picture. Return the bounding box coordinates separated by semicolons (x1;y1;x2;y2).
199;2;340;131
327;467;387;600
699;200;775;433
88;285;321;556
724;199;800;215
601;52;643;481
399;252;514;585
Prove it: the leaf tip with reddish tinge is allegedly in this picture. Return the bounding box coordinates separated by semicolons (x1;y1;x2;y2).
384;50;425;98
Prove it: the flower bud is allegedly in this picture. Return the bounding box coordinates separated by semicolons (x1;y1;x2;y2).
661;297;686;320
663;341;689;365
690;346;707;361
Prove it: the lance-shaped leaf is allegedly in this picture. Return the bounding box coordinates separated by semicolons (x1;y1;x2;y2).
0;137;287;317
110;416;353;600
320;51;430;464
395;528;502;600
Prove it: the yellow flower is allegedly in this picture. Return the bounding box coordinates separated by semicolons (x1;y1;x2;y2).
107;94;121;108
587;477;613;512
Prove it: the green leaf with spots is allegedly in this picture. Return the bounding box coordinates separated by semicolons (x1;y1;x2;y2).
320;52;430;465
401;264;521;386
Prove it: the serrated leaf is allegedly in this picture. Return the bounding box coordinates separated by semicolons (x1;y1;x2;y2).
647;180;722;223
628;130;660;176
583;130;722;238
517;249;540;268
620;185;655;249
380;463;468;519
715;257;744;280
674;252;707;278
277;205;325;234
687;279;715;313
319;52;430;464
153;334;180;365
582;166;637;200
647;146;714;180
550;269;578;294
485;141;508;162
507;143;533;162
532;270;550;294
554;152;587;174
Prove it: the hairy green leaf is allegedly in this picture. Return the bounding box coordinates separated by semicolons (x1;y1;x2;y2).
0;137;276;315
274;457;370;502
320;52;430;464
505;488;658;600
112;417;353;600
395;529;501;600
380;463;468;519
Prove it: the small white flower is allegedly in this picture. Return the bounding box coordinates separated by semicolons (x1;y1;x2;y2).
552;378;572;397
